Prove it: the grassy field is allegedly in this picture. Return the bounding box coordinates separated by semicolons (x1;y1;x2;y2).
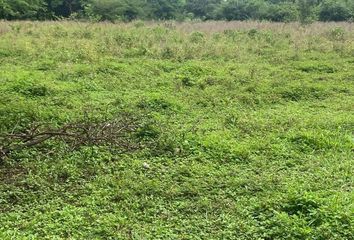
0;21;353;239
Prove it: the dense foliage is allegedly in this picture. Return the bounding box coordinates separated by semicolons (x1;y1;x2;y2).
0;21;353;238
0;0;354;22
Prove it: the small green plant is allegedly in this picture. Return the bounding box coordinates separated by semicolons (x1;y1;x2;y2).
189;31;205;43
134;20;145;28
327;27;346;41
248;29;258;38
12;84;50;97
161;47;175;59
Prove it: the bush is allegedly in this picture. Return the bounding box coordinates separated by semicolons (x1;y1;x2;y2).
85;0;143;21
264;3;299;22
327;27;346;41
217;0;267;21
319;0;352;22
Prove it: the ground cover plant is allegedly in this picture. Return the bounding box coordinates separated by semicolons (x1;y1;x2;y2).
0;20;353;239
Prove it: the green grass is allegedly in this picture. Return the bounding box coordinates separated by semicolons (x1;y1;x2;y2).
0;21;353;239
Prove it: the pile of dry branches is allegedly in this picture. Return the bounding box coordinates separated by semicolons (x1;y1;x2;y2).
0;114;145;161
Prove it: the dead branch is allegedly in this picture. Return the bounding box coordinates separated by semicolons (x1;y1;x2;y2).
0;113;146;162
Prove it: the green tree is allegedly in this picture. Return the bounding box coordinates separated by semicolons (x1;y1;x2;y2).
217;0;267;21
265;2;299;22
45;0;85;18
297;0;318;24
0;0;45;19
146;0;184;20
1;0;354;22
319;0;352;21
185;0;222;20
85;0;143;21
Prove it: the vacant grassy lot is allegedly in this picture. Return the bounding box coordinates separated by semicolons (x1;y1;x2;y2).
0;21;353;239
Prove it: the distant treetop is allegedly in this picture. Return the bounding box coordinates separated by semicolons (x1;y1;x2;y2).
1;0;353;22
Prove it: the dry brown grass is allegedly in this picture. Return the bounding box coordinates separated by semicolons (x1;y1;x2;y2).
0;20;352;60
0;20;10;35
1;20;353;35
172;21;354;34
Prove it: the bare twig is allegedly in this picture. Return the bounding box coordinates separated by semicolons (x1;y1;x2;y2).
0;113;146;162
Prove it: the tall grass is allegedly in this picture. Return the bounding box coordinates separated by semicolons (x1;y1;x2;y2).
0;20;352;62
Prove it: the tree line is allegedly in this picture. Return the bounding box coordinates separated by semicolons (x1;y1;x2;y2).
1;0;353;22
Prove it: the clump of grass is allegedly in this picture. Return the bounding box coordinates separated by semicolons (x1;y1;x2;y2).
326;27;346;41
296;62;336;73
